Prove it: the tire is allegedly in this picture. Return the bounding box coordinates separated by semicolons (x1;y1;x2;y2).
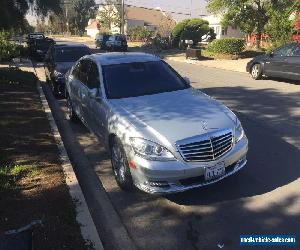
51;80;59;97
66;95;78;122
111;137;134;191
251;63;263;80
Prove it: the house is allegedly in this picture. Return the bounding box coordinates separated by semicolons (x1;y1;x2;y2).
93;4;175;36
202;14;245;39
85;19;100;38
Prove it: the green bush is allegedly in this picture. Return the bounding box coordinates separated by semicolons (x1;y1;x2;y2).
171;18;214;49
152;35;171;50
206;38;245;55
127;26;153;41
171;19;190;48
0;31;20;61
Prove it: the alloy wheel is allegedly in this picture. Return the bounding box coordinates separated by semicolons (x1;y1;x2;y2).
111;144;126;183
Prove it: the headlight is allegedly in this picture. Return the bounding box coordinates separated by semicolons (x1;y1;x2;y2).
234;119;245;143
53;70;64;79
130;138;176;161
36;49;43;53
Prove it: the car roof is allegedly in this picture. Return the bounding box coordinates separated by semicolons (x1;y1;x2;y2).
53;44;89;48
90;52;160;65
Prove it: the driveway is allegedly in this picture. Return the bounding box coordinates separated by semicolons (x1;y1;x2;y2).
34;52;300;249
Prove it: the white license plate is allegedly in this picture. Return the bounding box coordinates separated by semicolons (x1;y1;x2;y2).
205;162;225;181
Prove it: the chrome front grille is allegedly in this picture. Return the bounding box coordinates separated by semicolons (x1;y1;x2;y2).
177;131;233;162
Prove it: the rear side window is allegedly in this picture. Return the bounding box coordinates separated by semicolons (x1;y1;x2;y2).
87;62;100;89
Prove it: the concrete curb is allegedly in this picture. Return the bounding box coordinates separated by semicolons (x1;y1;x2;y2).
36;81;104;250
165;56;248;74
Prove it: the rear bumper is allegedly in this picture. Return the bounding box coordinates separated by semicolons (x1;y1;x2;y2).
130;136;248;194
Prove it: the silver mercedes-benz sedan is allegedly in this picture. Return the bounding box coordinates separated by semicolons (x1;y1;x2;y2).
65;52;248;194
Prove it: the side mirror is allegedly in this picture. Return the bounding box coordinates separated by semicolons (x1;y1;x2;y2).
183;76;191;86
89;88;101;100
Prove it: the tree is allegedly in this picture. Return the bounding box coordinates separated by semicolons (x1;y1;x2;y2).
97;0;122;31
207;0;299;48
158;14;175;38
265;10;293;48
171;18;213;48
0;0;61;31
71;0;96;35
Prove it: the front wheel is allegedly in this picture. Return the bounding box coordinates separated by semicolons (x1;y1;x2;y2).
251;63;263;80
66;95;78;122
111;137;134;191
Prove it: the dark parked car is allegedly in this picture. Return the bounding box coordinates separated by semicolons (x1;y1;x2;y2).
246;43;300;81
44;44;91;97
95;33;110;49
32;38;55;60
27;33;45;47
106;34;127;51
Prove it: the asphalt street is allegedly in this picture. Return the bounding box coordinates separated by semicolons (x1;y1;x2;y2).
35;48;300;249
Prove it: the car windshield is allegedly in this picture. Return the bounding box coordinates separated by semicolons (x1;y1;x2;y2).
54;47;90;62
36;39;52;46
102;61;189;99
29;34;44;39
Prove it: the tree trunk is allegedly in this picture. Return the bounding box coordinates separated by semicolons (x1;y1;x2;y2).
256;31;261;49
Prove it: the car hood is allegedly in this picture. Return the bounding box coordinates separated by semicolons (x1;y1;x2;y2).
55;62;75;74
110;88;237;146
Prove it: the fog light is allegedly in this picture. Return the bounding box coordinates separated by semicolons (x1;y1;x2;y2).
145;180;169;188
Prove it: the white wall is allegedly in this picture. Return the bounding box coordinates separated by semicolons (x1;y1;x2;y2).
202;14;244;39
86;28;98;38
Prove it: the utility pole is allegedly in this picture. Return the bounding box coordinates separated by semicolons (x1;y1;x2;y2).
121;0;125;34
190;0;192;17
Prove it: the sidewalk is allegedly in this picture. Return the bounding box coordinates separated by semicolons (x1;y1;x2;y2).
0;61;100;249
164;54;252;73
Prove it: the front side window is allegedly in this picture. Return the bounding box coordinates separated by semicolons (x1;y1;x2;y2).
102;60;189;99
274;44;294;57
291;44;300;57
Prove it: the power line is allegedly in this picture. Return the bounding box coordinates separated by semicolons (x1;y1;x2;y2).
96;2;193;16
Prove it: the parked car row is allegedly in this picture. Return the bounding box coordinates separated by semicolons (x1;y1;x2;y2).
95;33;127;51
36;36;299;195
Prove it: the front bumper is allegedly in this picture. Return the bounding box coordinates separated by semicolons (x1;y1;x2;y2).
130;136;248;194
246;61;253;72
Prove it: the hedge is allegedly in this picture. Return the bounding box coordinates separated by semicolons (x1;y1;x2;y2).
0;31;21;62
206;38;245;55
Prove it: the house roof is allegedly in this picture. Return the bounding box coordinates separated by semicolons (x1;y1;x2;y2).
86;19;99;30
125;6;175;27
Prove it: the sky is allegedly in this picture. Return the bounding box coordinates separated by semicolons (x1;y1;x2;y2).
27;0;208;25
97;0;208;20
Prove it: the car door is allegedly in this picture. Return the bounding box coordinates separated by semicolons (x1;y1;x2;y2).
284;44;300;80
264;44;294;78
85;61;108;139
69;59;90;123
